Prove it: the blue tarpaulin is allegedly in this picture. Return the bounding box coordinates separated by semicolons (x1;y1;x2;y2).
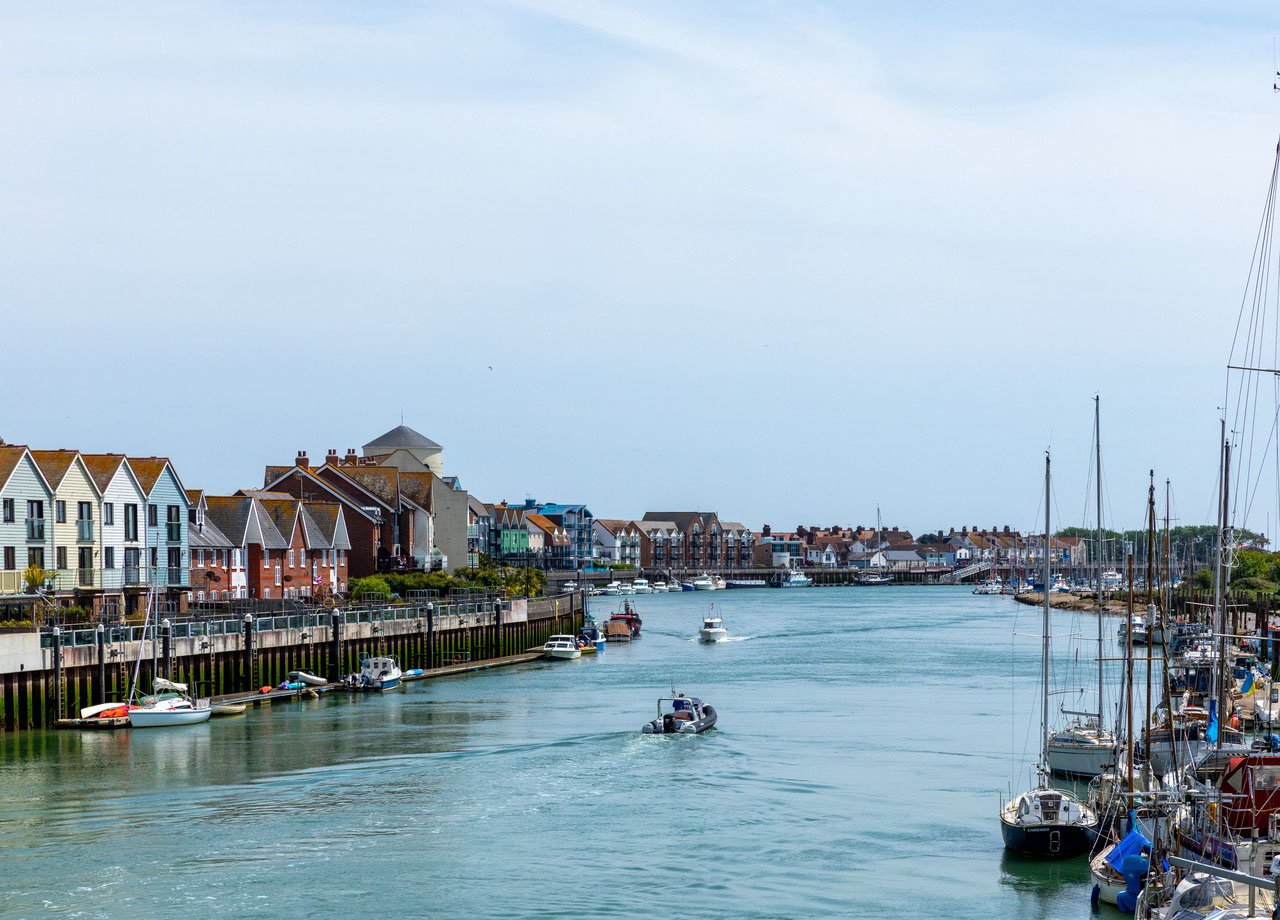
1207;699;1219;745
1105;827;1151;873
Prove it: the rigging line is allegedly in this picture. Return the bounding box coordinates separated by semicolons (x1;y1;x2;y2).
1226;139;1280;369
1242;405;1280;529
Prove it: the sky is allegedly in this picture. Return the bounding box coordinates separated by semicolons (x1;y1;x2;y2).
3;1;1280;537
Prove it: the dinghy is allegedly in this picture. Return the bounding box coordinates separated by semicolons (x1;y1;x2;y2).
642;693;717;735
287;671;327;687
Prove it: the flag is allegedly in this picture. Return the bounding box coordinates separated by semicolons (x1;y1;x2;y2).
1243;671;1256;695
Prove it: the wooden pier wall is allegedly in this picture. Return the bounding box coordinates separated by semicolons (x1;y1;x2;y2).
0;594;583;734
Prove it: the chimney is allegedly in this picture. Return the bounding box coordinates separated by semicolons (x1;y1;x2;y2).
296;450;309;469
325;449;339;465
345;448;358;466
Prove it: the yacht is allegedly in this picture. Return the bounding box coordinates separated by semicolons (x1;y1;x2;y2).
631;578;653;594
972;579;1004;595
691;574;715;591
642;693;717;735
354;656;403;691
617;582;636;596
856;570;892;586
651;582;670;593
1100;570;1123;592
602;581;622;596
712;575;726;590
128;679;212;728
543;635;583;660
779;569;813;588
698;614;728;643
1046;720;1115;778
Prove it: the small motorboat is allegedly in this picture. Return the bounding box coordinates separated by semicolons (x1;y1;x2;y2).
680;581;696;592
288;670;327;687
631;578;653;594
691;574;715;591
578;623;606;652
712;575;726;590
642;693;717;735
544;635;583;660
607;601;642;640
651;582;670;593
602;581;622;596
347;656;403;691
972;580;1004;596
781;569;815;588
698;614;728;643
210;702;247;717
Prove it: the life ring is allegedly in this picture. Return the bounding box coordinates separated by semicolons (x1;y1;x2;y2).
322;596;336;610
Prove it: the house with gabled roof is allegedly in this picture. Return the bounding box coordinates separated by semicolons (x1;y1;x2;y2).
187;489;236;603
0;445;53;597
80;453;149;614
636;519;681;569
593;519;641;566
126;457;191;600
264;457;386;580
31;450;104;600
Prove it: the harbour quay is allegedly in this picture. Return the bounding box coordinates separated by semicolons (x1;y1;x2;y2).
0;593;583;733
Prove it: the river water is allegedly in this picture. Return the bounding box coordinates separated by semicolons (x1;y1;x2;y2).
0;587;1123;918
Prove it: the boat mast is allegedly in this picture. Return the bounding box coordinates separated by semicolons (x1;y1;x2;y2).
1095;396;1104;727
1215;423;1229;748
1145;471;1156;761
1164;479;1172;615
1042;452;1052;771
1126;549;1135;793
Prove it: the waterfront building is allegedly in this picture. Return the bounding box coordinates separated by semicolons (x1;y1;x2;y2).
752;529;804;568
525;514;567;566
80;453;149;617
493;504;531;561
262;460;383;579
636;519;680;569
187;489;237;602
592;519;642;566
126;457;191;604
0;445;53;597
722;522;756;567
468;497;496;567
522;500;593;570
640;511;746;570
30;450;104;601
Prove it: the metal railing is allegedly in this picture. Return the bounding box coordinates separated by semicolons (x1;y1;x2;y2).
77;567;94;587
166;523;181;542
26;520;44;541
40;598;516;649
77;520;94;542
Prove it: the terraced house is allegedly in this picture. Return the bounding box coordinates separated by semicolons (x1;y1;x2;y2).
80;453;149;616
30;450;103;600
640;511;753;570
127;457;191;606
0;445;53;597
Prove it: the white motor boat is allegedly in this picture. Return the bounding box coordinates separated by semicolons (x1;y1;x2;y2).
698;615;728;643
602;581;623;596
712;576;726;590
353;656;403;691
691;574;715;591
631;578;653;594
543;635;582;660
972;580;1004;595
780;569;814;588
651;582;670;593
563;580;579;593
1100;570;1123;592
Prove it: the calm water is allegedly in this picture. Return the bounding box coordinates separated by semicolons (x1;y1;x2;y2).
0;587;1123;918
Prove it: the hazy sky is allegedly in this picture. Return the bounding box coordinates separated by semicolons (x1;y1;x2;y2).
4;1;1280;536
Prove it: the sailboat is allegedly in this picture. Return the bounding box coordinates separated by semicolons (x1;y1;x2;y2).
999;452;1100;857
856;506;893;585
126;587;211;728
1046;398;1116;778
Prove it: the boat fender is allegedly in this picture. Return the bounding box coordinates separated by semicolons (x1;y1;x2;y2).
1230;712;1240;730
1089;884;1099;907
259;686;273;695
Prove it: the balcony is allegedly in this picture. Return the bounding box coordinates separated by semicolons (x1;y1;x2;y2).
26;519;45;541
167;567;184;586
77;520;94;542
77;567;94;588
167;523;181;543
124;565;142;586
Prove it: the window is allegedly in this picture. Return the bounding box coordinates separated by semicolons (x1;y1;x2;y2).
124;504;138;542
55;501;66;523
288;549;295;568
104;547;115;569
103;503;114;526
166;505;181;541
147;504;157;527
77;501;91;522
28;547;43;569
231;549;240;568
274;565;281;587
2;547;13;570
56;546;67;570
150;547;158;568
321;549;328;567
1;499;12;523
27;500;43;520
214;549;223;567
263;549;270;567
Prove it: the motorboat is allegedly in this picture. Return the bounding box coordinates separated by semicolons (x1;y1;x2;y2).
691;574;715;591
712;575;726;590
651;582;670;593
998;785;1099;857
855;571;891;586
780;569;814;588
726;579;767;588
631;578;653;594
680;581;696;591
973;580;1004;595
1101;570;1123;591
602;581;623;596
563;580;578;593
578;623;606;652
607;602;642;640
617;582;636;595
351;656;403;691
543;635;583;660
642;693;717;734
1051;574;1069;592
698;614;728;643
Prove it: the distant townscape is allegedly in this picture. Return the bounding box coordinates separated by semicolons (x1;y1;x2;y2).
3;422;1247;623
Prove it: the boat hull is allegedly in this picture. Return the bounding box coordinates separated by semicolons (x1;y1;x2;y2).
546;648;582;660
999;817;1095;858
288;671;327;687
129;707;212;728
1046;741;1114;778
699;629;729;643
